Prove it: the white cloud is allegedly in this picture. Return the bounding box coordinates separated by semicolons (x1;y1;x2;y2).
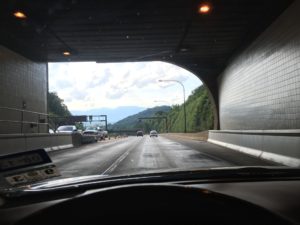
48;61;202;111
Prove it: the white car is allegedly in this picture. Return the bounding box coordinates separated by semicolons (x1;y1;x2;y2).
150;130;158;137
83;128;104;141
97;127;108;138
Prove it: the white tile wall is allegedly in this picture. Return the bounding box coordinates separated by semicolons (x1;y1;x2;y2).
219;0;300;130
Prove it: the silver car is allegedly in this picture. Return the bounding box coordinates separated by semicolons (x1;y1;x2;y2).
150;130;158;137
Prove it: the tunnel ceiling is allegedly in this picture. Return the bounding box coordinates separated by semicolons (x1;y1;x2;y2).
0;0;293;81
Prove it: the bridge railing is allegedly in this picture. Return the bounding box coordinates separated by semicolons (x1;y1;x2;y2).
0;106;49;134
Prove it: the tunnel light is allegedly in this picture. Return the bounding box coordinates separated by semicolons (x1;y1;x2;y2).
180;48;189;52
13;11;27;19
63;51;71;56
198;4;211;14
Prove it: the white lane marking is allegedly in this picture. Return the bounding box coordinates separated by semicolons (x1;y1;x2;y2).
101;139;140;175
101;150;130;175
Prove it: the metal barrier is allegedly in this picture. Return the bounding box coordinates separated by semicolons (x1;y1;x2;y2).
0;106;49;133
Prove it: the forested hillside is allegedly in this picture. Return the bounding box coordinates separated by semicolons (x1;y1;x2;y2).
111;106;171;130
111;86;214;133
145;85;214;133
48;92;71;117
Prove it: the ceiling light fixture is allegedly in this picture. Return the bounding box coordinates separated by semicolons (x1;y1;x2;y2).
62;51;71;56
13;11;27;19
198;3;211;14
180;48;189;52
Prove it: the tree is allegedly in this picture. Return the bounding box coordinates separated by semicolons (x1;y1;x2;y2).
48;92;71;117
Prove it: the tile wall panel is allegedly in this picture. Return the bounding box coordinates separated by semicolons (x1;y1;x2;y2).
0;46;47;133
219;1;300;130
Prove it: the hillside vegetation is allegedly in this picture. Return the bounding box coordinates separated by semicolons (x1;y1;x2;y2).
112;86;214;133
111;106;171;131
48;92;71;117
145;85;214;133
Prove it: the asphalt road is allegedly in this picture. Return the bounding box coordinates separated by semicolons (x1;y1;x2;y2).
48;136;275;178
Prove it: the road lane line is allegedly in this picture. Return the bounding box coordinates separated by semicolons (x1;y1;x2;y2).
101;150;131;175
101;138;143;175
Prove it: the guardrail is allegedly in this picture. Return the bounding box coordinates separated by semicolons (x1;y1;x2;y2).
0;106;49;133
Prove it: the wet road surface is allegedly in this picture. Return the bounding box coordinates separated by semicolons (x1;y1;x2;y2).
48;136;275;178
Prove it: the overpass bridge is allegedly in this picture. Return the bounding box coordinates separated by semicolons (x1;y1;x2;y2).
0;0;299;166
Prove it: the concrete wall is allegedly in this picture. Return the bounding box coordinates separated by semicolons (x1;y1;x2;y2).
0;134;73;155
218;0;300;130
0;46;48;134
209;130;300;167
0;133;99;156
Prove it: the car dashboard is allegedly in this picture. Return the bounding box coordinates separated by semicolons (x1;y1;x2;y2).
0;174;300;225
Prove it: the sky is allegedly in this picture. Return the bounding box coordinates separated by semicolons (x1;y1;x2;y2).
48;61;202;112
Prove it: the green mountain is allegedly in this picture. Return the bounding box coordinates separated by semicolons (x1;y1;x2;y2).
111;106;171;131
138;85;214;133
111;85;214;133
163;85;214;132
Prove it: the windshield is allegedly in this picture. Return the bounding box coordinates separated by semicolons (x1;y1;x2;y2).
0;0;298;188
44;60;293;179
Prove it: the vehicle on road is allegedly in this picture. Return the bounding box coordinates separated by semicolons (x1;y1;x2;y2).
150;130;158;137
83;128;104;141
97;127;108;138
136;130;144;137
56;125;77;134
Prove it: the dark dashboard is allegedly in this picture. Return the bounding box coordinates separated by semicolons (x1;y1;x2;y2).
0;172;300;225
